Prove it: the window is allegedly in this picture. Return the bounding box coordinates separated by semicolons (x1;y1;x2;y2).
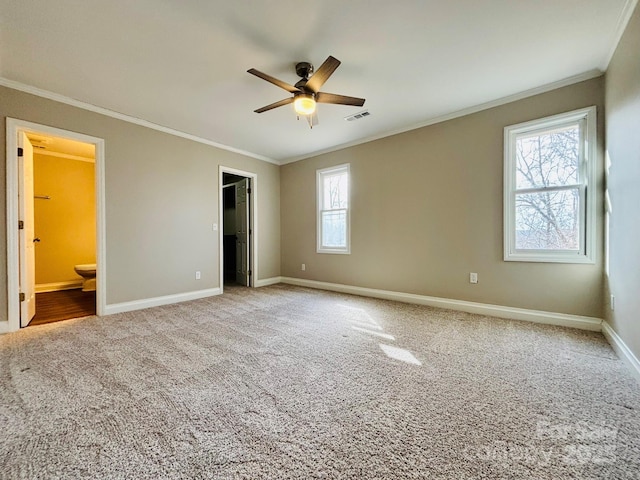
504;107;596;263
317;164;350;254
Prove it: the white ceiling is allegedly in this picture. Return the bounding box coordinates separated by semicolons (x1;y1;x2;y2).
0;0;633;164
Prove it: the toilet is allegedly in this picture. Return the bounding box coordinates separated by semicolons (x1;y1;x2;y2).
74;264;97;292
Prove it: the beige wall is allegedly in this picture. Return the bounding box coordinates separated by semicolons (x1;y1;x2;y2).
0;86;280;316
281;78;605;317
34;153;96;285
604;4;640;358
0;73;611;323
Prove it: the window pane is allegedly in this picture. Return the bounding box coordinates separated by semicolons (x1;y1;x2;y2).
323;172;348;209
322;210;346;247
515;189;580;250
515;124;580;190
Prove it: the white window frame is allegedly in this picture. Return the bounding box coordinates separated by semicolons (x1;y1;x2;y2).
317;164;351;254
503;106;597;263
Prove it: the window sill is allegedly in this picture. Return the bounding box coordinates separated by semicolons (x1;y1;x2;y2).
317;248;351;255
504;252;595;264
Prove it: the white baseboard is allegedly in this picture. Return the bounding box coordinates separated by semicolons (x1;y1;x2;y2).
280;277;603;331
36;281;83;293
104;288;221;315
602;321;640;383
255;276;282;287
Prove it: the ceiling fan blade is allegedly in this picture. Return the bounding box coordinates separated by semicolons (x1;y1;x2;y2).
305;56;341;93
247;68;300;93
254;97;294;113
316;92;365;107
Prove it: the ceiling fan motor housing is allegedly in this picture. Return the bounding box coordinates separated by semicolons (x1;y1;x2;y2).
295;62;314;79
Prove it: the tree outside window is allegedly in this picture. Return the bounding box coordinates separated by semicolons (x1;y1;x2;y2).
504;107;596;263
317;165;350;254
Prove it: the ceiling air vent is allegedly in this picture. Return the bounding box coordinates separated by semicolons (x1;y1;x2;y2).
345;110;371;122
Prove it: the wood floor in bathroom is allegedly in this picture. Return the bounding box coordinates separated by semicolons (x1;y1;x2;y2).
30;289;96;326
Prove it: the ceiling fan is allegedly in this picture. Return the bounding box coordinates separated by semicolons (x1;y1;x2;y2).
247;55;365;128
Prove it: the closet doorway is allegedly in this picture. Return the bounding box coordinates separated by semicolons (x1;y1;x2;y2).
219;167;257;290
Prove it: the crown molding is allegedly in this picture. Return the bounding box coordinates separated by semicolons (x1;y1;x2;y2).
280;69;604;165
602;0;639;70
0;77;278;165
1;66;607;168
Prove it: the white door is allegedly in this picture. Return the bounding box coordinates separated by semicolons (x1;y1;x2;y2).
18;132;36;327
235;179;250;286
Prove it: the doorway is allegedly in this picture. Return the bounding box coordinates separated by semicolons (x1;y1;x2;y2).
4;118;106;333
219;167;257;290
29;133;96;325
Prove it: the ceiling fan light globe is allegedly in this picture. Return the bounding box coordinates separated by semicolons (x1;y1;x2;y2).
294;95;316;116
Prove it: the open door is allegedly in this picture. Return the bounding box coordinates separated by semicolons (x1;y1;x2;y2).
220;168;256;291
18;132;36;327
235;178;250;286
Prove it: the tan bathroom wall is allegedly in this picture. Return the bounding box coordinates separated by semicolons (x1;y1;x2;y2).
0;85;281;318
33;153;96;287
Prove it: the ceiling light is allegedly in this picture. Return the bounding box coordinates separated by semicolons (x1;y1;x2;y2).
294;94;316;116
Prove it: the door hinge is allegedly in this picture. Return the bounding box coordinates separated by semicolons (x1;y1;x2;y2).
247;188;252;194
17;147;23;157
248;270;252;276
18;220;24;230
19;292;25;302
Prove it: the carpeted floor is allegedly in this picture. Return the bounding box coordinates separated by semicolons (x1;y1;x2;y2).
0;284;638;479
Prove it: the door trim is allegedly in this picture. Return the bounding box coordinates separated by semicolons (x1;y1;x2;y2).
219;166;257;292
4;118;106;332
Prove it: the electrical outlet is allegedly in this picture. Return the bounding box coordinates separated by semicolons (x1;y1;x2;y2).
301;264;306;271
610;294;615;311
195;271;201;280
470;272;478;284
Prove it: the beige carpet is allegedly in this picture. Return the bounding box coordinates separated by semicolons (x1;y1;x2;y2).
1;284;638;479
